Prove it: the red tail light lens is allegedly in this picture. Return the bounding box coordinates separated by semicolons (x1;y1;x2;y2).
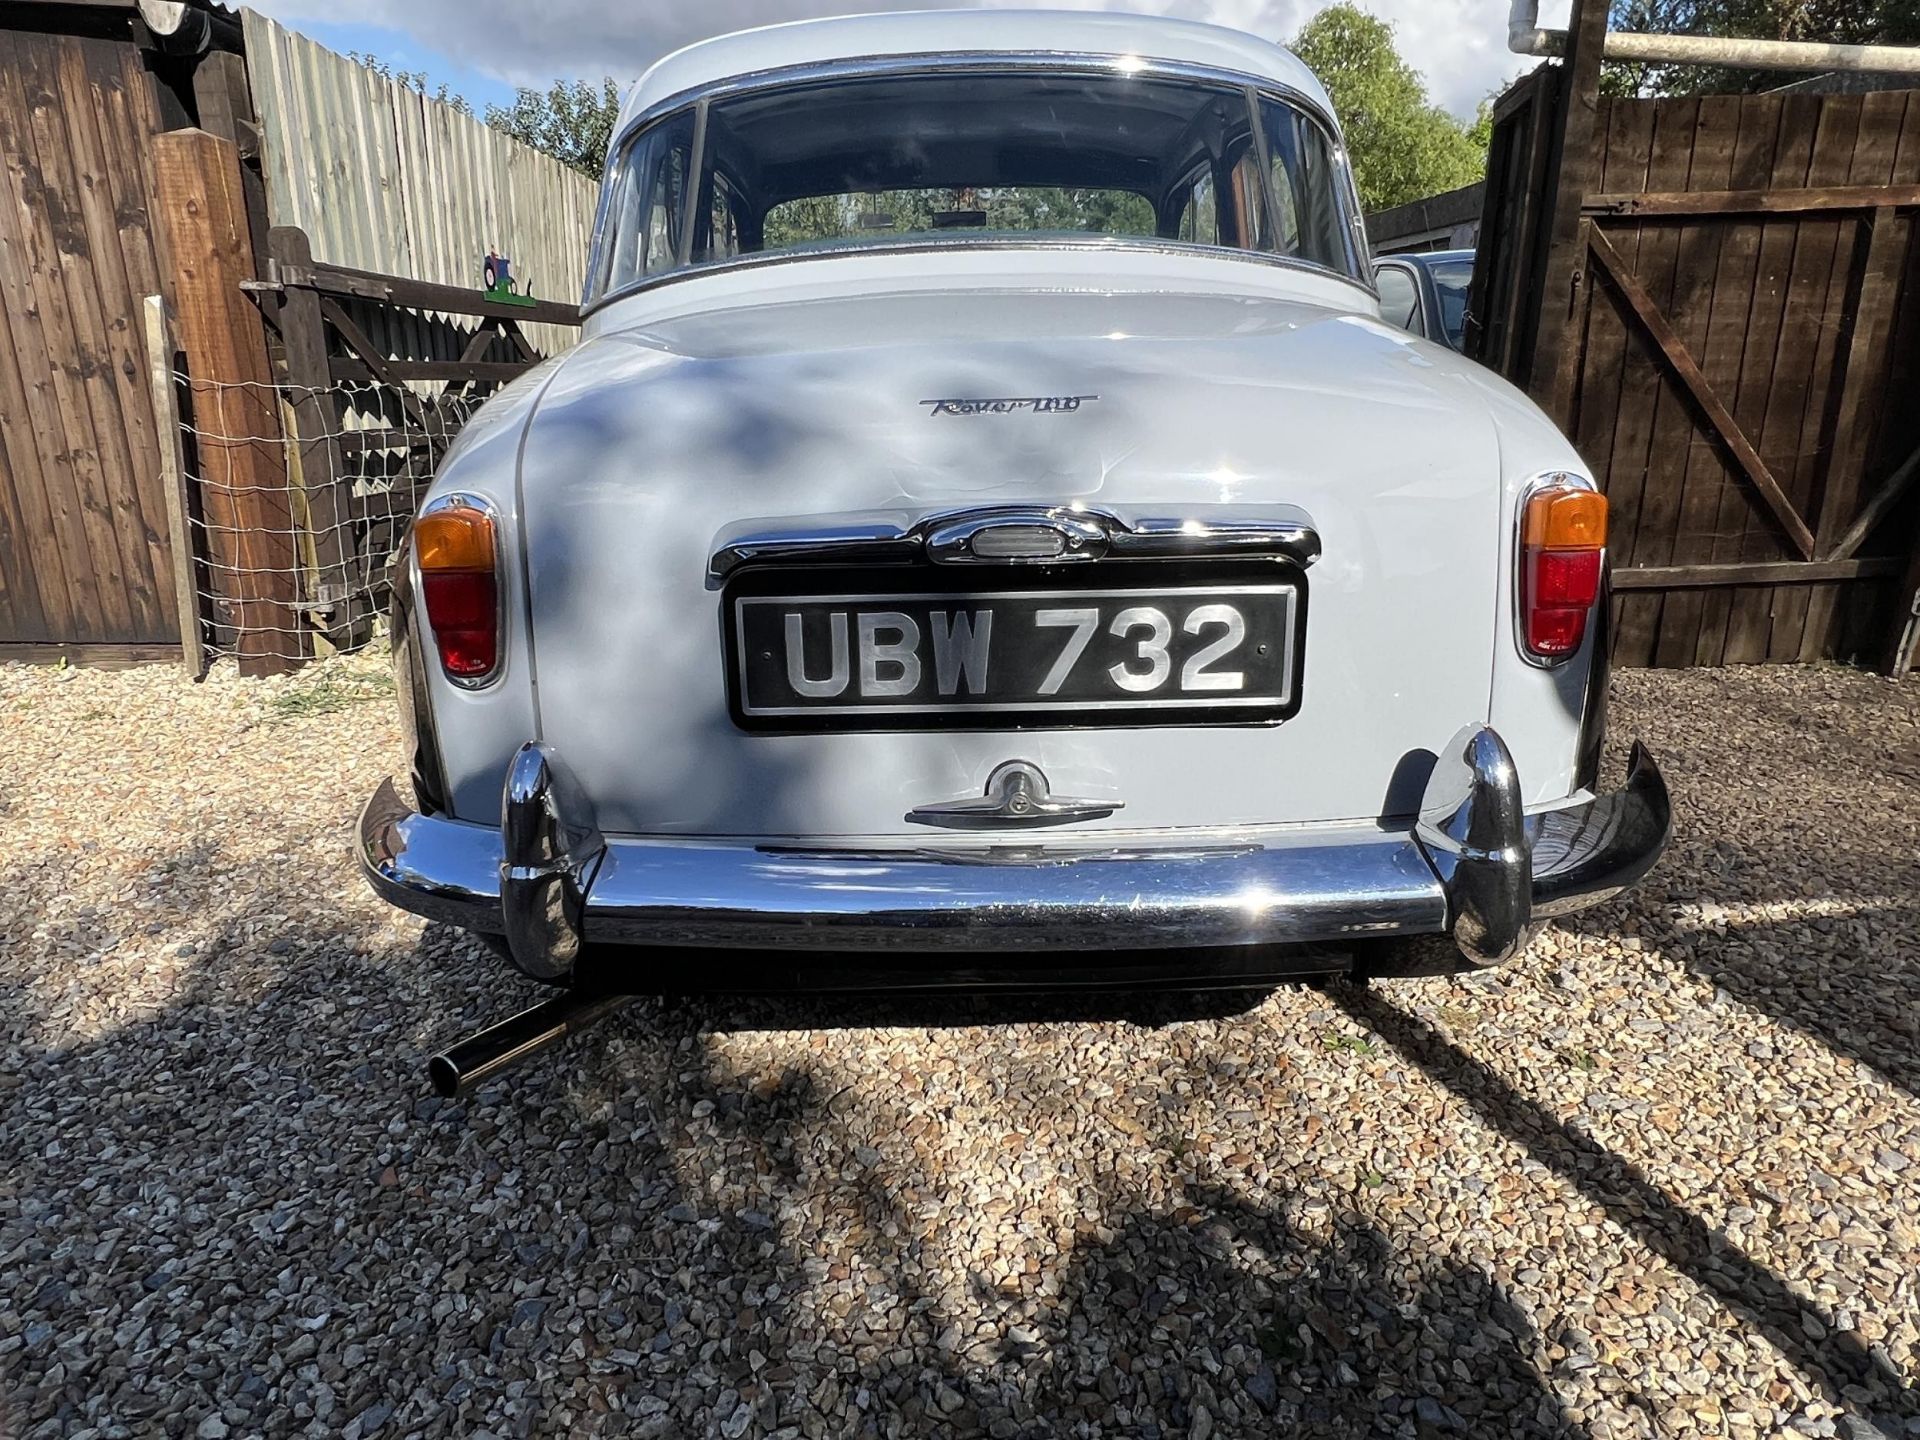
415;504;499;682
1521;485;1607;660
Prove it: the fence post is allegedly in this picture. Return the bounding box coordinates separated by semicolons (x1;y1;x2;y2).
1528;0;1610;423
142;295;208;681
152;127;308;677
269;225;358;646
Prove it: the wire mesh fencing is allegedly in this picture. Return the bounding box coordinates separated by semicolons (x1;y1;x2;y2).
167;369;487;672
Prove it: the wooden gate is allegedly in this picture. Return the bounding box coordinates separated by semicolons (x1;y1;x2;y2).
0;24;182;665
1471;5;1920;672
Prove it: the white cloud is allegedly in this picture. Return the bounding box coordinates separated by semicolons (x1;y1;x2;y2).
244;0;1575;120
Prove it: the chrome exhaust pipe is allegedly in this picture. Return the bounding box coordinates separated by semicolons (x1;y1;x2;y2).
428;989;635;1099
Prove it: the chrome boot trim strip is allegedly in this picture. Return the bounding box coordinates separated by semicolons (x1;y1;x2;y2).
708;504;1321;586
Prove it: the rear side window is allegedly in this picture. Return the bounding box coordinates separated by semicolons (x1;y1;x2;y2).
1175;168;1220;246
1259;99;1356;275
601;112;695;293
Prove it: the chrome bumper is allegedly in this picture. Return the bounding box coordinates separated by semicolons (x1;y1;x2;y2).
357;728;1670;977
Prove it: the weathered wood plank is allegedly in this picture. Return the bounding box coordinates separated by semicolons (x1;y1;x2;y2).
1574;104;1635;526
143;296;207;679
153;128;307;677
49;34;172;641
1694;95;1788;665
1531;0;1610;418
1613;98;1709;667
1614;557;1901;589
1801;92;1914;658
1721;93;1821;664
0;380;37;643
87;35;181;636
1467;68;1552;374
1847;95;1920;661
268;227;355;635
280;258;583;327
1584;184;1920;216
1767;96;1866;661
327;355;534;385
0;641;186;669
0;32;80;644
1582;98;1661;663
1650;94;1742;668
0;35;134;640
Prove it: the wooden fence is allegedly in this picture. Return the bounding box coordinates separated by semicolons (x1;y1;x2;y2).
242;10;598;356
145;140;580;676
1470;0;1920;672
0;3;598;669
0;22;183;665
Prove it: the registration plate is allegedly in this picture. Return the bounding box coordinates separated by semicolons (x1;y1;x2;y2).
727;577;1304;731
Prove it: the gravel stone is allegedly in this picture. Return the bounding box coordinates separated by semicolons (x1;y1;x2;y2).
1;655;1917;1437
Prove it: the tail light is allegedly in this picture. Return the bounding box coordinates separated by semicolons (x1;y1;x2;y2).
415;499;499;683
1521;483;1607;661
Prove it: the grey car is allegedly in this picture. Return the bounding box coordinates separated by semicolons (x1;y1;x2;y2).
1373;248;1475;351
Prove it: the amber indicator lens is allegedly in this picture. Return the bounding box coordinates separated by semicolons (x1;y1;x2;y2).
415;509;496;572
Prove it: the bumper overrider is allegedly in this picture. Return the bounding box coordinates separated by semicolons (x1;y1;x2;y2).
358;726;1671;981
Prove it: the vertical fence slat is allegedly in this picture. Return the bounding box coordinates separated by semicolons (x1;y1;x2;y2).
143;295;207;680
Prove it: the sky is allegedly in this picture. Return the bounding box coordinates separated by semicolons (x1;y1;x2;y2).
242;0;1575;123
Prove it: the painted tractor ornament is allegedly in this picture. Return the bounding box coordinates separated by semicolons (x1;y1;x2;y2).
483;251;537;307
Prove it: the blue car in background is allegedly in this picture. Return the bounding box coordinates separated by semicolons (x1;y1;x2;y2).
1373;248;1475;352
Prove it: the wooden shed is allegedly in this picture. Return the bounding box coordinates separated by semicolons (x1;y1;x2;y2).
0;0;237;666
0;1;596;672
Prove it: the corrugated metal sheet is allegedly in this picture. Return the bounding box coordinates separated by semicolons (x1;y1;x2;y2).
242;8;597;356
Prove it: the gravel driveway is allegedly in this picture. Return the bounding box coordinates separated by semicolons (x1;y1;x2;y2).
1;656;1916;1439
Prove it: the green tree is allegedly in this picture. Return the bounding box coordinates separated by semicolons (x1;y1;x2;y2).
1606;0;1920;94
484;79;623;178
348;52;473;116
1291;5;1487;211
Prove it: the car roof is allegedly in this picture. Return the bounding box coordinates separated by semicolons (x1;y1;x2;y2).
1378;248;1476;269
615;10;1338;142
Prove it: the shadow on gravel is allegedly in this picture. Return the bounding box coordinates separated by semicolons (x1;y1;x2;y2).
1333;981;1919;1421
1555;860;1920;1101
1027;1183;1589;1436
0;912;1577;1438
2;845;1910;1435
1576;671;1920;1103
631;989;1592;1438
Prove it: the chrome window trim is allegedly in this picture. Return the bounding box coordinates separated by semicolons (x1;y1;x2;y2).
1513;471;1605;672
416;491;509;691
585;52;1368;314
